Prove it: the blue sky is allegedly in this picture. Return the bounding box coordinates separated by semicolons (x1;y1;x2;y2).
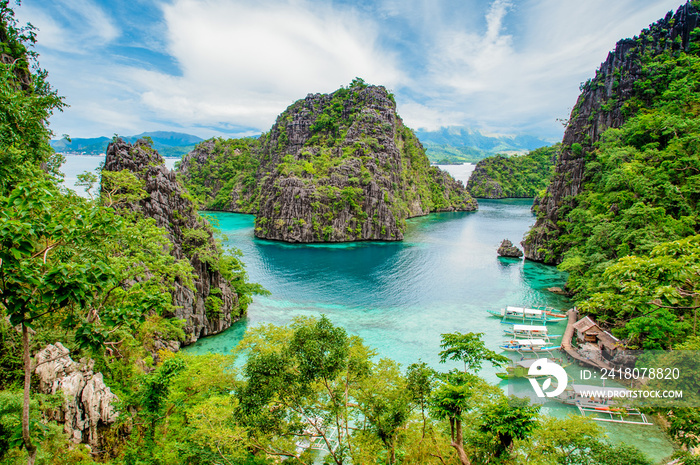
17;0;684;141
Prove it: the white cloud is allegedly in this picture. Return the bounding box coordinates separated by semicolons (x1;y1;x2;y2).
59;0;119;43
402;0;682;135
20;0;688;140
18;0;118;54
396;101;466;131
124;0;402;131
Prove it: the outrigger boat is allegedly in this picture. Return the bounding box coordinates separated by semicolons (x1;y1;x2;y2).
531;305;567;319
499;338;561;352
543;308;567;319
487;306;563;324
553;384;652;425
503;324;561;342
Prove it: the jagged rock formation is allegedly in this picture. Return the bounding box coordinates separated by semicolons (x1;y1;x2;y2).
103;139;240;342
523;2;700;262
497;239;523;258
179;81;477;242
34;343;118;447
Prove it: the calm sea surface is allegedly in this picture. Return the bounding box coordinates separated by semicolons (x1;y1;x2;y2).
60;156;675;461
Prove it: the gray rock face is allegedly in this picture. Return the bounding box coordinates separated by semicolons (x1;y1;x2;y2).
103;139;240;343
34;343;118;447
497;239;523;258
179;84;477;243
523;3;700;263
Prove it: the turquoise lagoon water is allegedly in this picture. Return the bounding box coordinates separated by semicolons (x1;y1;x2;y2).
59;157;675;462
185;201;570;369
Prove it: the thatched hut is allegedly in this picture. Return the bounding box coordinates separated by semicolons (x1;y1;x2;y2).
572;315;621;361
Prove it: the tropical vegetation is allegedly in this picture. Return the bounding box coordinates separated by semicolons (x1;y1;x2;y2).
0;312;657;465
0;3;258;463
518;9;700;455
466;145;557;198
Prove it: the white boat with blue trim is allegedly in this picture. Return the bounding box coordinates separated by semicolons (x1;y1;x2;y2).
499;338;561;352
487;306;563;324
503;324;561;342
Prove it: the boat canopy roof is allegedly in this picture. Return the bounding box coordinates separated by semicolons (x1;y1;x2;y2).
505;306;543;316
513;324;547;332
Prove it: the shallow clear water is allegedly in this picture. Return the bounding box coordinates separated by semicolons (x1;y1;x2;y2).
59;157;675;461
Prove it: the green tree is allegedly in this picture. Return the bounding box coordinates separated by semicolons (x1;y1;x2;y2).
140;357;186;442
580;235;700;348
438;331;508;374
431;332;507;465
517;416;651;465
478;396;539;458
356;358;412;464
667;408;700;449
0;182;121;463
236;316;373;464
406;360;436;439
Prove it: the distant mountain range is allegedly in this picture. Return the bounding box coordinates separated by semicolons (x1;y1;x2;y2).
52;128;553;163
415;127;555;164
51;131;204;158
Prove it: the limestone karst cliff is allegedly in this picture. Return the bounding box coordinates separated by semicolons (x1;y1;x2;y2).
178;80;477;242
103;138;241;343
523;2;700;262
34;343;118;448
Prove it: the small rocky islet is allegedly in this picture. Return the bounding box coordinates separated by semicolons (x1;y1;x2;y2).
496;239;524;258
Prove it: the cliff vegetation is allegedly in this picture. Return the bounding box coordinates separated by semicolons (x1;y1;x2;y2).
466;145;558;199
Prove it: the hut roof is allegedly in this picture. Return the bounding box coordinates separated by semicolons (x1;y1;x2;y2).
573;316;599;333
598;330;620;348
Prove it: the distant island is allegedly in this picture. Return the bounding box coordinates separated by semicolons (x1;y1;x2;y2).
416;127;554;164
50;131;204;158
466;145;558;199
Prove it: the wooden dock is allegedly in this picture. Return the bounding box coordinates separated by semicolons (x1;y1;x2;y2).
560;308;613;371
